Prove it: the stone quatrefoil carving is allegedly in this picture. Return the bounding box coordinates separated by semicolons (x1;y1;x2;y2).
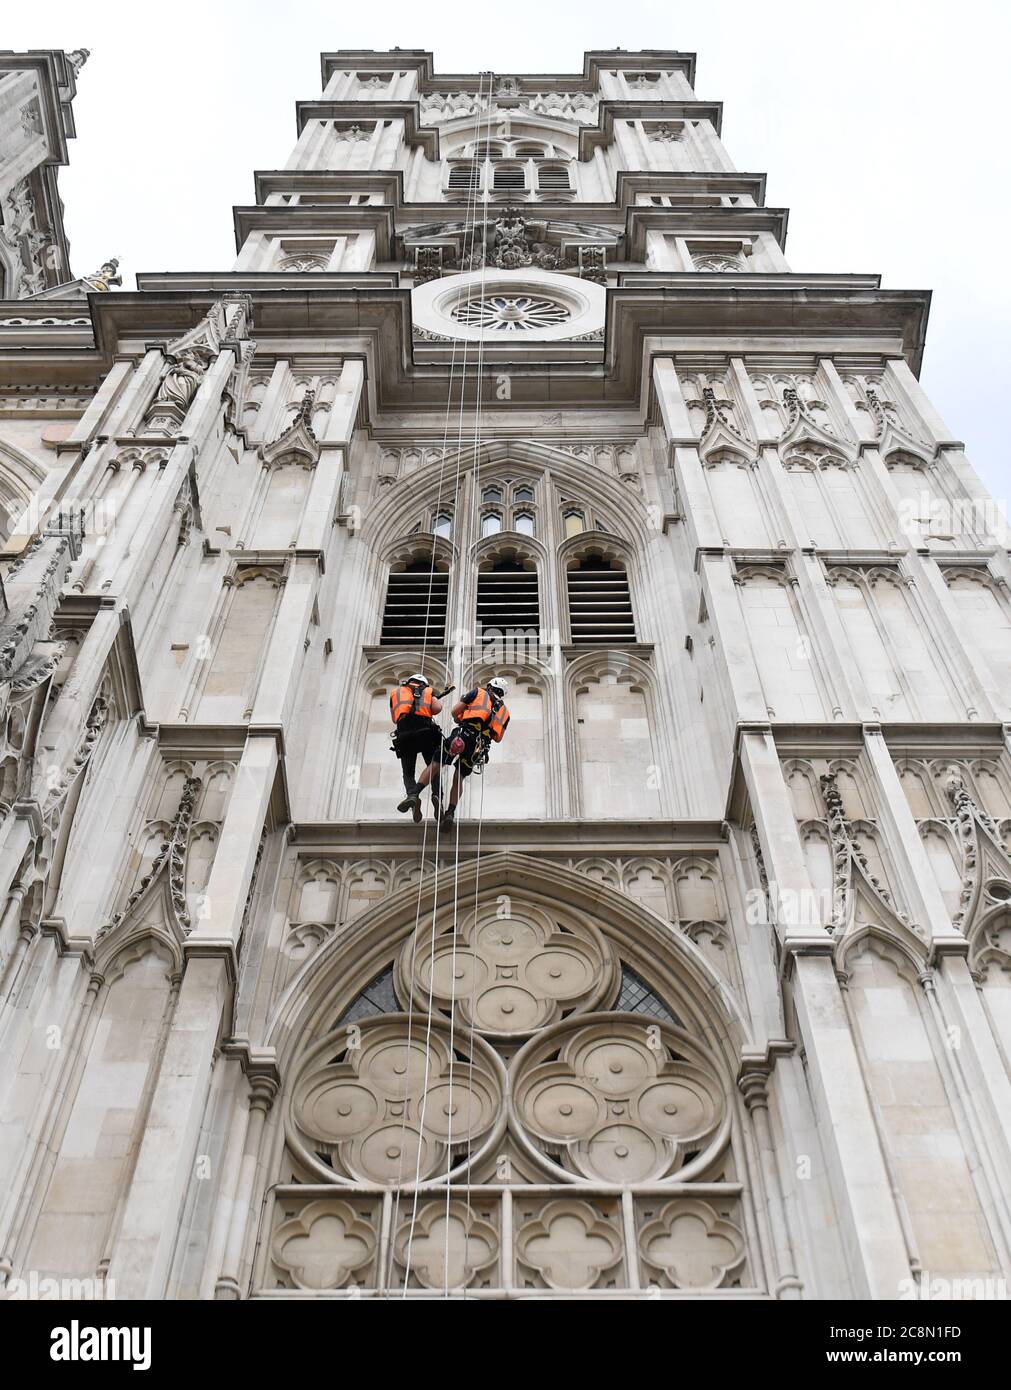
288;1015;725;1189
269;1190;746;1291
399;905;619;1039
511;1017;725;1183
287;1017;506;1186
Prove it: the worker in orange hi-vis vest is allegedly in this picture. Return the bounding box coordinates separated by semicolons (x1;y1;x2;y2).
440;677;510;827
389;673;445;823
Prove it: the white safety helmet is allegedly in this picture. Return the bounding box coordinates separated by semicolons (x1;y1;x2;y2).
405;672;428;685
487;677;508;697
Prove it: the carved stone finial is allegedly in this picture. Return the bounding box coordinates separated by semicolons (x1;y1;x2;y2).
67;49;90;77
293;388;317;438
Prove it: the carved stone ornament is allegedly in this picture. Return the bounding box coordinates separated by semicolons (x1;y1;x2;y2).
96;774;201;940
399;900;619;1039
259;388;320;469
287;1016;507;1185
515;1198;624;1289
145;350;211;433
510;1015;726;1183
271;1197;377;1290
819;771;915;939
394;1199;499;1290
638;1197;746;1289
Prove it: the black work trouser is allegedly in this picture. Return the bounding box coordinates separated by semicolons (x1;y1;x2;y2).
395;725;443;793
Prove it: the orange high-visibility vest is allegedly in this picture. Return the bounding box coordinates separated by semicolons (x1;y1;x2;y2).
458;687;510;742
390;684;434;724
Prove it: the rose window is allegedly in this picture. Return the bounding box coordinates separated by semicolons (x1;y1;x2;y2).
451;293;572;332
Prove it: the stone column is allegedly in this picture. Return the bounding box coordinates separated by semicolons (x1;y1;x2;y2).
107;738;277;1297
213;1068;279;1299
741;732;912;1296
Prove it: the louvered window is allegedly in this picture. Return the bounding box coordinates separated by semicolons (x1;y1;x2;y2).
538;164;571;191
567;556;635;645
380;560;448;645
448;161;480;191
493;163;526;190
477;560;539;645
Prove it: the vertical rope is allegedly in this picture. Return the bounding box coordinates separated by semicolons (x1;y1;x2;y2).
441;88;496;1295
386;68;493;1296
399;68;495;1298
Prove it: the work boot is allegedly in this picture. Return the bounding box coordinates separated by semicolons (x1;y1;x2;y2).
441;805;456;827
397;786;421;814
412;801;423;824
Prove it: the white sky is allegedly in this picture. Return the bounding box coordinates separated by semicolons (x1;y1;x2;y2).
8;0;1009;500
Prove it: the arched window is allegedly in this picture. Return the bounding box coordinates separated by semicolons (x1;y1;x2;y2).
448;161;481;191
380;558;448;645
493;162;526;191
482;485;504;504
477;556;539;649
563;508;587;538
538;164;571;191
481;512;503;537
514;511;535;536
513;484;535;504
567;553;636;645
432;512;453;539
273;884;748;1294
514;142;547;157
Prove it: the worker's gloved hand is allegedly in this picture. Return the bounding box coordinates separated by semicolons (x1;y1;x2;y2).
449;735;465;756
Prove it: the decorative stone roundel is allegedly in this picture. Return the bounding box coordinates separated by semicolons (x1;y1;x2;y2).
451;293;571;331
510;1015;726;1183
287;1016;506;1186
399;901;619;1039
411;267;605;343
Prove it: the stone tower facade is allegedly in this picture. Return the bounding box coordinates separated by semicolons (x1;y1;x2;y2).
0;47;1010;1302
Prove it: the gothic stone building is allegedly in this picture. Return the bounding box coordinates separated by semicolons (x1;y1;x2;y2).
0;46;1009;1302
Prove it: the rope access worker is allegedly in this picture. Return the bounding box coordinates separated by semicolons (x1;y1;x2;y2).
389;674;445;823
440;677;510;827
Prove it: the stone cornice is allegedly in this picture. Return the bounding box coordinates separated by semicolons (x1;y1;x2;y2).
253;169;405;203
55;281;933;414
579;101;724;155
623;205;789;256
231;203;396;258
294;101;440;158
136;272;400;294
290;818;729;852
319;49;698;92
615;170;767;207
250;168;767;215
723;719;1011;822
623;272;879;291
